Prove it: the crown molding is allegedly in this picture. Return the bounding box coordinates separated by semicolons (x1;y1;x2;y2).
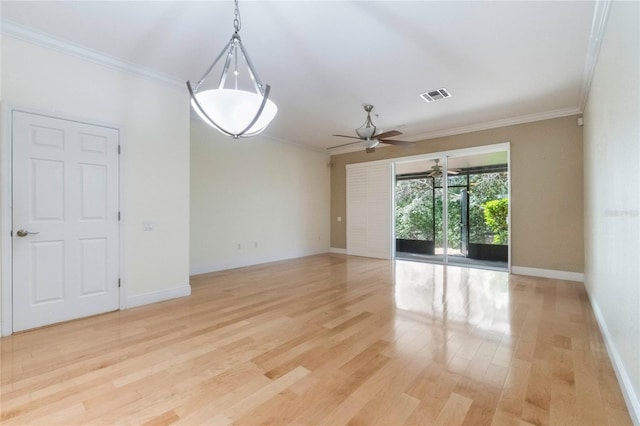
1;19;184;88
409;107;581;142
327;107;580;156
578;0;612;112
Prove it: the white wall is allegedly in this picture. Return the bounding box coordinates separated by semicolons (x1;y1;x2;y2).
583;1;639;422
190;119;330;274
1;35;191;320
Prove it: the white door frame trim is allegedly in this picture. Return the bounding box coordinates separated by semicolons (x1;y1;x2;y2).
0;104;125;336
1;105;14;336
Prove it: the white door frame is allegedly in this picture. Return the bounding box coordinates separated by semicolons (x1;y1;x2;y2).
1;105;126;336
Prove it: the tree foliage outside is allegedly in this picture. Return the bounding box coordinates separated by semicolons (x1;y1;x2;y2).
395;171;508;248
395;179;434;240
483;198;509;244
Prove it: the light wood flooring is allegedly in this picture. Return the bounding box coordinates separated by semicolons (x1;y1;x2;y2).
0;254;632;425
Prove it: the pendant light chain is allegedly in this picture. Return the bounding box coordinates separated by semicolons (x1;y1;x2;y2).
233;0;241;90
233;0;241;33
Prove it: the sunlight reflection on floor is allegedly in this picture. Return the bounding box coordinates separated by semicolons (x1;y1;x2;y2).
393;260;510;336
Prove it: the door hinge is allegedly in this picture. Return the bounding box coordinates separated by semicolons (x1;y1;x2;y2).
10;230;12;237
118;278;121;288
118;145;121;154
118;211;121;221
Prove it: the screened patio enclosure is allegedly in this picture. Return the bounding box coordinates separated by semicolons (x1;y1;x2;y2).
395;153;509;270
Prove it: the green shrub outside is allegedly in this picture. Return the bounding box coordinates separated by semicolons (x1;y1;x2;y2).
483;198;509;244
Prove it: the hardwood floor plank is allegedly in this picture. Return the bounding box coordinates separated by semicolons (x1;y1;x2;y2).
0;255;632;425
522;358;552;425
434;392;473;425
223;366;310;420
172;375;270;425
349;391;419;426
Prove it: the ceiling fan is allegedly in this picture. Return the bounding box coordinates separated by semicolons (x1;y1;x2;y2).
427;159;460;177
330;105;415;153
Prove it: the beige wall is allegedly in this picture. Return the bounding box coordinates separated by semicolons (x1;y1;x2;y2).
583;0;639;420
331;115;584;272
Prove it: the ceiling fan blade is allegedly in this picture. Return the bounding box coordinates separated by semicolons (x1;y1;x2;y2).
328;141;361;149
447;170;460;175
332;134;362;140
379;139;415;146
374;130;402;139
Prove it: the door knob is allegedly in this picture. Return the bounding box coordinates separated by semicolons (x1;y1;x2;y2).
16;229;39;237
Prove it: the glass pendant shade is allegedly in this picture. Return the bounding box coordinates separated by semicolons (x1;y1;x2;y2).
356;125;376;139
355;105;377;139
187;0;276;138
192;89;278;136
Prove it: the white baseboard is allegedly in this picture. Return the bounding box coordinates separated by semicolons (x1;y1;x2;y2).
590;297;640;426
190;248;329;276
191;259;272;276
125;285;191;309
329;247;347;254
511;266;584;282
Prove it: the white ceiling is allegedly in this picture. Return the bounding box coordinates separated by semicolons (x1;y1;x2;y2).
2;1;596;153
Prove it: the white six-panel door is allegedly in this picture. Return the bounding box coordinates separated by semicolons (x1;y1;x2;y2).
12;111;119;332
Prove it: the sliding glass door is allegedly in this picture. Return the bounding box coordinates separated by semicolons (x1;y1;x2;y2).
395;149;509;270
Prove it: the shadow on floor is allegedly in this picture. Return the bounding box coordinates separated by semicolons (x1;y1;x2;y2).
395;251;508;272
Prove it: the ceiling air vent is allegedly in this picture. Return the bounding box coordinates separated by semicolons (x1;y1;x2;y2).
420;87;451;103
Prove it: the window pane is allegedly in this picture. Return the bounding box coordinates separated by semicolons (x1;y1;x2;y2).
395;179;434;241
469;171;508;245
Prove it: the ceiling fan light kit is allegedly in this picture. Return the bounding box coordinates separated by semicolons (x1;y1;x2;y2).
187;0;277;138
331;104;416;153
355;104;377;139
427;158;460;177
364;139;379;149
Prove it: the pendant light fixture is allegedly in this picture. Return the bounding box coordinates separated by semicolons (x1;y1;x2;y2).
187;0;277;138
